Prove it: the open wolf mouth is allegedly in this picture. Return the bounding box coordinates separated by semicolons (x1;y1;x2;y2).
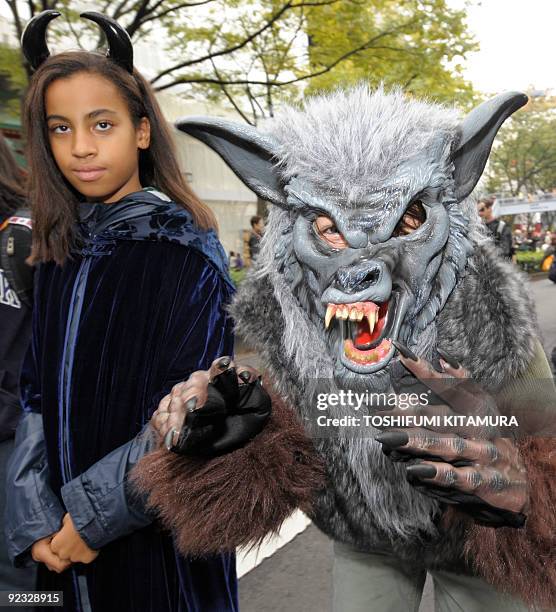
325;293;403;373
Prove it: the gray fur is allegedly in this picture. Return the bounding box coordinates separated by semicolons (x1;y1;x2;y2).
263;85;460;203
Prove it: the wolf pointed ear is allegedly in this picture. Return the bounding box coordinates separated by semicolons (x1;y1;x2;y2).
452;92;528;201
175;117;287;207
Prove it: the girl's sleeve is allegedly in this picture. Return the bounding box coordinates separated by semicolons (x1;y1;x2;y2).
58;251;234;550
4;284;66;566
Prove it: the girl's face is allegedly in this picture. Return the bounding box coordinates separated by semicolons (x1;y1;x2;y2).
45;72;150;203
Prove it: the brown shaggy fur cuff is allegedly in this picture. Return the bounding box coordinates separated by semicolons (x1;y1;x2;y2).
130;393;325;557
464;437;556;609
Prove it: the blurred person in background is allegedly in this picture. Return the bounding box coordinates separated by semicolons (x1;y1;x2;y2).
248;215;264;262
477;196;513;259
512;228;524;252
0;133;36;592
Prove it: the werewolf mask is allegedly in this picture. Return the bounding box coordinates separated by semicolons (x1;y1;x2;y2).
176;87;526;392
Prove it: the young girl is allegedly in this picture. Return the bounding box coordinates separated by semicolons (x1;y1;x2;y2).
5;11;237;611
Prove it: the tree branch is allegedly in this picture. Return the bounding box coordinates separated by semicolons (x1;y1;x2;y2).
245;85;259;124
142;0;216;23
110;0;136;22
124;0;153;38
100;0;114;14
154;28;419;91
209;55;254;125
150;0;342;85
4;0;24;41
65;12;87;49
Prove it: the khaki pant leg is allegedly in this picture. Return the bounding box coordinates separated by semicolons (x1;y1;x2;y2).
333;541;426;612
431;568;535;612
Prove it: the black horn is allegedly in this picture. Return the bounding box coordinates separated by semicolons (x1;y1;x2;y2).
21;10;60;71
80;11;133;74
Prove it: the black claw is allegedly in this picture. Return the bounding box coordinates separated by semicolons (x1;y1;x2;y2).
238;370;252;383
436;348;461;370
217;357;231;369
375;431;409;448
392;340;418;362
185;397;197;413
406;464;437;479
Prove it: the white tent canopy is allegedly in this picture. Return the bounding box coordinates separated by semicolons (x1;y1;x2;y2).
494;196;556;216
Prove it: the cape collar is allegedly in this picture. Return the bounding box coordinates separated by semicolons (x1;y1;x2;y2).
78;187;173;230
77;188;232;286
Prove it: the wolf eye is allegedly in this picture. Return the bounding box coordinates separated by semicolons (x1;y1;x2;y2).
314;215;348;249
392;200;426;237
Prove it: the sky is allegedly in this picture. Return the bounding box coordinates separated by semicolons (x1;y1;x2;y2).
451;0;556;94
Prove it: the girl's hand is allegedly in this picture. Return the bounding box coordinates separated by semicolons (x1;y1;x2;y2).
50;514;99;564
150;356;261;444
31;535;72;573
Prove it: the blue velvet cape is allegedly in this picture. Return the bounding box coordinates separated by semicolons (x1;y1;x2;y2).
21;190;238;611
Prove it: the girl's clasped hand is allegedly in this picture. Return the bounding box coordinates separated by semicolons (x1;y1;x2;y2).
31;514;98;572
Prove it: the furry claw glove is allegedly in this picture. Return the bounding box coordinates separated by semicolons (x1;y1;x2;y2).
130;392;325;556
171;368;272;457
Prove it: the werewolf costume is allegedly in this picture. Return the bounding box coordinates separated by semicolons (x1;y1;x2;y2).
133;87;556;610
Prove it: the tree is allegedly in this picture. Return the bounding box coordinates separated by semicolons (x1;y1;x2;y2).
158;0;479;123
305;0;477;106
154;0;335;123
485;95;556;197
1;0;477;124
0;43;27;116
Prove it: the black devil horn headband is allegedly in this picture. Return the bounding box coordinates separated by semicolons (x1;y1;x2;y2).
21;10;134;74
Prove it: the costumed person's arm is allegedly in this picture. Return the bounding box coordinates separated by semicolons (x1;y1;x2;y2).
4;301;66;567
377;340;556;609
130;362;326;557
56;248;234;554
463;340;556;609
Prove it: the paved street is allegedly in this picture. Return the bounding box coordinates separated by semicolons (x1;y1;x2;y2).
238;275;555;612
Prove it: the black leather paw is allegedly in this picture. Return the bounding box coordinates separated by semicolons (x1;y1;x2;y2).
171;367;272;457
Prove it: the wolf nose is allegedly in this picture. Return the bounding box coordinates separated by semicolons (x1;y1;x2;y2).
335;260;383;294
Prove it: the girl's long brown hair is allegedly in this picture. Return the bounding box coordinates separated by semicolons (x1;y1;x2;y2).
23;51;217;265
0;133;27;219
